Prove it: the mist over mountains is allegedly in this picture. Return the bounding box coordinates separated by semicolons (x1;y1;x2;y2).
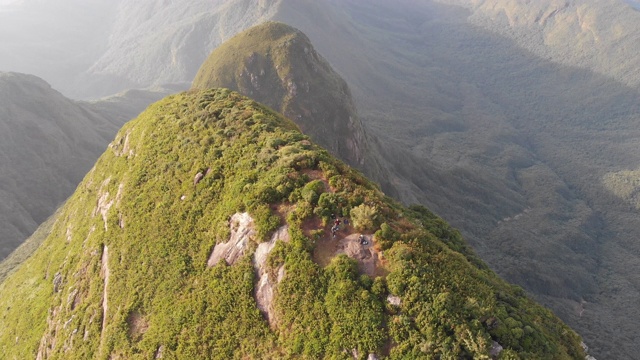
625;0;640;10
439;0;640;88
2;0;640;358
0;0;281;99
0;72;118;258
0;71;173;261
0;0;116;98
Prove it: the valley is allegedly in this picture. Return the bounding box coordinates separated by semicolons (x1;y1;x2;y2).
0;73;172;260
290;2;640;357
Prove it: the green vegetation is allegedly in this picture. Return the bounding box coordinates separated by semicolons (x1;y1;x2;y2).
192;21;366;166
603;169;640;209
0;89;584;359
350;204;380;232
0;207;58;283
309;2;640;357
0;73;123;261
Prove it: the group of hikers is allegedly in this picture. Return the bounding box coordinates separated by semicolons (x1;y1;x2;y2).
329;213;368;245
330;214;345;237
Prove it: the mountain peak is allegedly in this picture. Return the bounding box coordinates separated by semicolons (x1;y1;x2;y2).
192;21;367;167
0;88;585;358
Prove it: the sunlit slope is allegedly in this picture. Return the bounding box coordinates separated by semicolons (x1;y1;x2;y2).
0;89;584;359
193;22;366;167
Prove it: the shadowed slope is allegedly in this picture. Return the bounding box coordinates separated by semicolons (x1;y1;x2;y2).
0;73;118;259
437;0;640;88
0;73;171;261
310;2;640;358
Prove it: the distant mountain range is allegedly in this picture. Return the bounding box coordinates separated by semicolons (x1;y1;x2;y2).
0;72;171;260
2;0;640;358
0;0;281;99
0;72;119;259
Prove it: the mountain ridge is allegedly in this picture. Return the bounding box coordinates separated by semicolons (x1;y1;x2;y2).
0;72;172;261
192;22;367;169
0;88;586;359
0;72;118;259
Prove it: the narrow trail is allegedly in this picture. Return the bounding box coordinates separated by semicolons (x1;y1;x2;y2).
100;245;109;335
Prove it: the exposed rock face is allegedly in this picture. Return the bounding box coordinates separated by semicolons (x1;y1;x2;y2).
93;178;114;232
386;295;401;307
193;172;204;186
207;212;256;267
204;212;290;325
253;225;289;326
335;234;381;277
490;341;503;358
192;22;367;167
581;341;597;360
109;131;134;158
155;344;164;359
52;272;63;293
100;245;110;339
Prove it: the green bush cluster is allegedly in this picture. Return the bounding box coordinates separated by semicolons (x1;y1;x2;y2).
350;204;380;232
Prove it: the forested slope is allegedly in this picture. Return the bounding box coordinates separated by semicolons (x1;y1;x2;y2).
0;89;585;359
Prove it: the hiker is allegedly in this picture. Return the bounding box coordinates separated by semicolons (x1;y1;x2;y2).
359;234;368;245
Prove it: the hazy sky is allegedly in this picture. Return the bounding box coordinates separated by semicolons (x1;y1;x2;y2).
624;0;640;9
0;0;20;9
